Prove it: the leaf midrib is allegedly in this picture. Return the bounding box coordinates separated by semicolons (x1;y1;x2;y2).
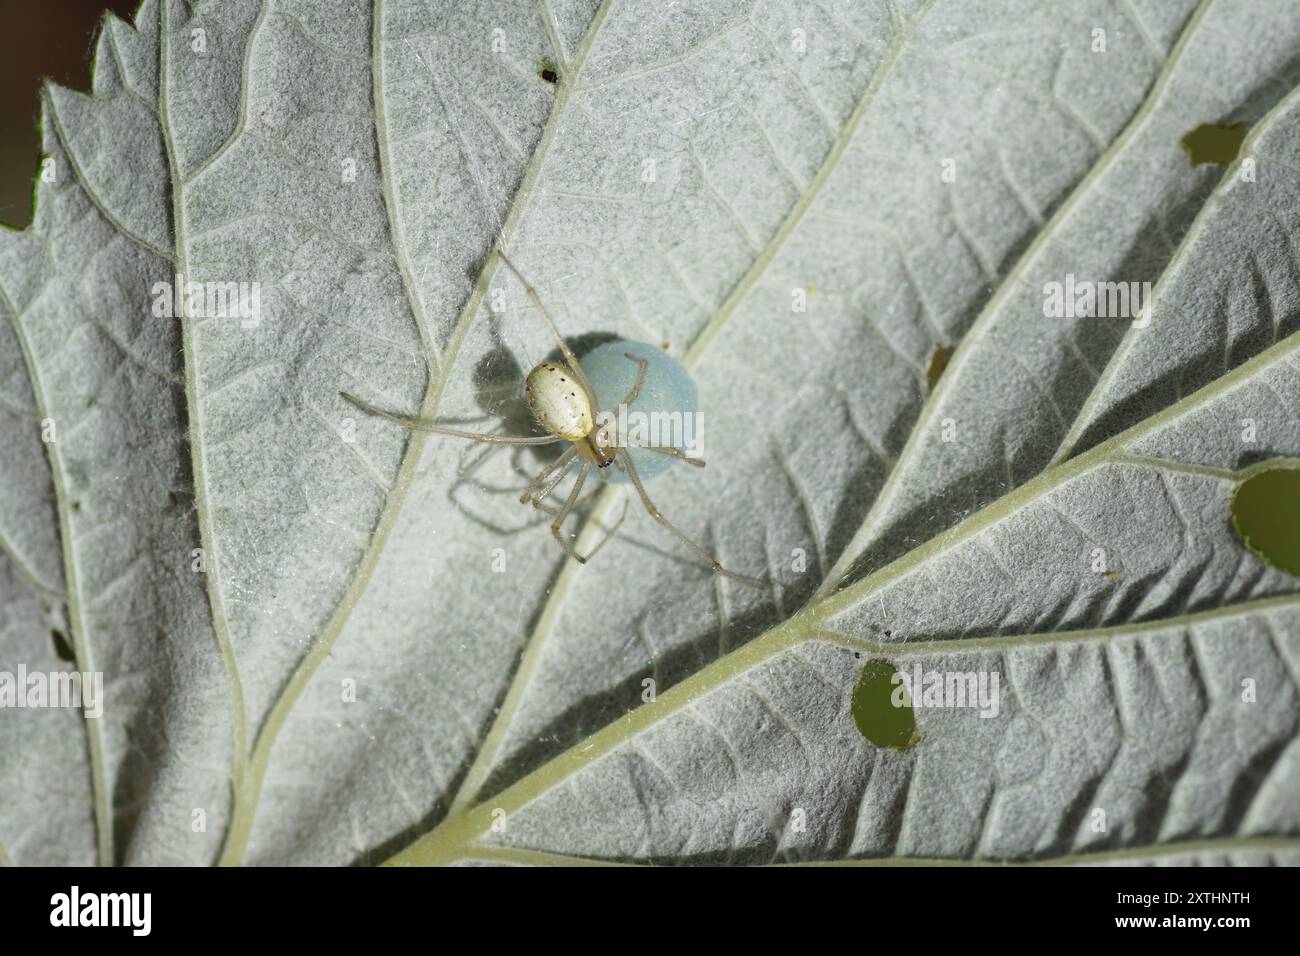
157;1;249;869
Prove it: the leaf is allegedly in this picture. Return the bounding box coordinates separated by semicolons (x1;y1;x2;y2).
1;0;1298;867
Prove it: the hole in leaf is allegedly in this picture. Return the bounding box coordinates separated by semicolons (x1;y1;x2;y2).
1231;465;1300;575
850;658;919;750
539;60;558;84
1180;122;1247;166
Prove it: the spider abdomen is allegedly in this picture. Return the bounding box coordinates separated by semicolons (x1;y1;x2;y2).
524;362;593;441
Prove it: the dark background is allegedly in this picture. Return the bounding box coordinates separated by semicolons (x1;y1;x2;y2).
1;1;140;228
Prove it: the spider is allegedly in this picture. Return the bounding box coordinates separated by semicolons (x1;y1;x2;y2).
341;251;762;586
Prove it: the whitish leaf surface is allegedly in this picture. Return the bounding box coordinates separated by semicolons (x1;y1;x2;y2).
0;0;1297;867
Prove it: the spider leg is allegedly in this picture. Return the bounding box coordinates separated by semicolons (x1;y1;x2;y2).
341;392;561;445
529;451;579;509
615;432;705;468
495;251;599;402
520;446;578;504
618;352;650;407
536;496;629;562
617;448;763;586
550;461;593;563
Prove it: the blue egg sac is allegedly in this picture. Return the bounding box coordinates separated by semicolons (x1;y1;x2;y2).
579;340;699;484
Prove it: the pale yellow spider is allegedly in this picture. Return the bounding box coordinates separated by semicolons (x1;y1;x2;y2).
342;251;762;586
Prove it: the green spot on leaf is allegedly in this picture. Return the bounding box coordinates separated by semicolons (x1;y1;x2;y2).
1231;466;1300;575
1180;122;1247;166
850;658;919;750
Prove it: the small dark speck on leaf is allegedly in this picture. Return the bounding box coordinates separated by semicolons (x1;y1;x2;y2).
926;345;950;391
539;60;559;84
50;628;75;663
1181;122;1247;166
